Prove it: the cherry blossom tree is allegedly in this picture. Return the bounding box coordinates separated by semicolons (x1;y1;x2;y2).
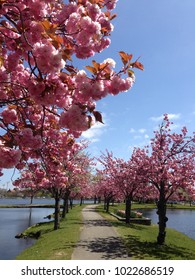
14;127;91;230
13;162;45;204
98;148;148;223
61;150;93;217
0;0;143;173
145;114;195;245
93;171;121;212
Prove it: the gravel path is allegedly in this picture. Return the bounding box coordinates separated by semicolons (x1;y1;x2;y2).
71;204;130;260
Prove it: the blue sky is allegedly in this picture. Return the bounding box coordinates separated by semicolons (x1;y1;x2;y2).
81;0;195;161
1;0;195;188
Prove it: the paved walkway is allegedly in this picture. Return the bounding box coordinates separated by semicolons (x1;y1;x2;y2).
71;204;130;260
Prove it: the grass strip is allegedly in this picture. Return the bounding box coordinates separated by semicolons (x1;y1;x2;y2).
97;204;195;260
16;203;195;260
16;204;85;260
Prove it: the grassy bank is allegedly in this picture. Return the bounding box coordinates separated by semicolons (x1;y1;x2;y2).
97;204;195;260
16;203;195;260
16;204;85;260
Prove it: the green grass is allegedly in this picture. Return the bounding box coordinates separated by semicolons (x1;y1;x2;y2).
16;204;85;260
97;204;195;260
16;203;195;260
107;202;195;211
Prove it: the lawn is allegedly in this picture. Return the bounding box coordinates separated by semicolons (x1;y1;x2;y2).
97;204;195;260
16;202;195;260
16;204;85;260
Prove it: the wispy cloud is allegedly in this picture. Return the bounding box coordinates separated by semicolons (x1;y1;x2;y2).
128;126;150;151
129;128;136;133
82;113;108;143
129;128;146;134
82;122;105;142
144;134;150;139
150;113;181;122
138;128;147;134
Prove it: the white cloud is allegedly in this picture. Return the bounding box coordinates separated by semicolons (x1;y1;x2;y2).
82;113;109;143
138;128;146;134
167;113;181;120
129;128;148;141
150;115;163;122
150;113;181;122
144;134;150;139
129;128;147;134
82;122;104;141
129;128;136;133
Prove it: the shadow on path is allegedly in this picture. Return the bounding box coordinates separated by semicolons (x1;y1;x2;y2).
71;205;130;260
76;236;128;260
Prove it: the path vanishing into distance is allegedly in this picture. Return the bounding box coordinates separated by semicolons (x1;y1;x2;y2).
71;204;130;260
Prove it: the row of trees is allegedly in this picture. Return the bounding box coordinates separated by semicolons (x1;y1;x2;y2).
96;114;195;245
0;1;142;229
0;0;142;173
12;114;195;244
1;1;194;247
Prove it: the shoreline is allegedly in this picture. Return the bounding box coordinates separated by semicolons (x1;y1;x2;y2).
0;204;56;208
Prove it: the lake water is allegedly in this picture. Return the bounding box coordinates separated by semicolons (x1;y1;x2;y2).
0;197;55;205
0;207;54;260
0;197;94;260
139;208;195;240
0;199;195;260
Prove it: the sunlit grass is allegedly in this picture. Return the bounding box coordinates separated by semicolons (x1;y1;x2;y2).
97;204;195;260
16;205;85;260
16;203;195;260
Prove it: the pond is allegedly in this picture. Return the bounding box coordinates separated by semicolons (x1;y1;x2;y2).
0;197;94;260
0;207;54;260
1;199;195;260
139;208;195;240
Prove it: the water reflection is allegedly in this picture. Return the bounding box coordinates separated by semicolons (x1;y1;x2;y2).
0;207;54;260
139;208;195;240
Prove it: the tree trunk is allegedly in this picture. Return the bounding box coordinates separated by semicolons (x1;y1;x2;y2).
156;185;168;245
62;197;68;218
106;198;110;213
125;196;131;224
62;190;70;218
80;197;83;206
104;198;106;210
54;194;61;230
69;198;73;209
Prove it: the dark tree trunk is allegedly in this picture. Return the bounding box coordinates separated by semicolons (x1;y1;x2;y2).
106;198;110;213
156;185;168;245
69;198;73;209
80;197;83;206
62;190;70;218
54;194;61;230
125;196;132;224
104;199;106;210
62;197;68;218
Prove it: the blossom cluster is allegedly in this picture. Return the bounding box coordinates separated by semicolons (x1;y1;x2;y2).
0;144;22;169
0;0;137;172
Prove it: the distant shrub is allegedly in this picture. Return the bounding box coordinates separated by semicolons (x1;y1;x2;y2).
116;209;143;218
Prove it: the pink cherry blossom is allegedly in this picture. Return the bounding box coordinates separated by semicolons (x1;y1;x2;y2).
0;0;142;173
0;145;21;169
1;108;18;124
